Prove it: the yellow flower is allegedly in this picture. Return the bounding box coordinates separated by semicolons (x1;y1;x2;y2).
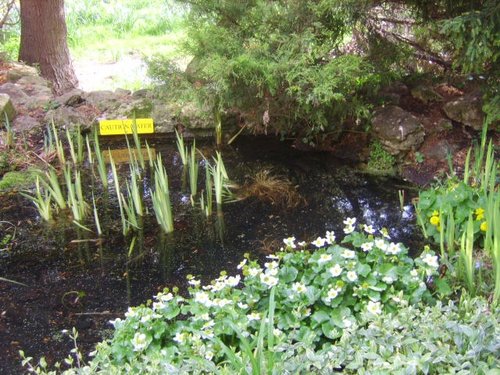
475;207;485;221
480;221;488;232
430;216;440;226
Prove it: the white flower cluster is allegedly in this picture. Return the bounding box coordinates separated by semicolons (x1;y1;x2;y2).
343;217;356;234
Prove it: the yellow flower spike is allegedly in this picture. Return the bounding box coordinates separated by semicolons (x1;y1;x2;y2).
480;221;488;232
475;207;485;221
430;216;440;226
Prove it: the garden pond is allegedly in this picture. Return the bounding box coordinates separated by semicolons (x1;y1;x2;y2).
0;136;423;374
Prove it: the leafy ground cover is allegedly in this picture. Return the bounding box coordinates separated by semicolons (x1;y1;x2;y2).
21;219;500;374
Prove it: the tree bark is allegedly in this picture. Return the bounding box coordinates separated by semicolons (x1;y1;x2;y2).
19;0;78;94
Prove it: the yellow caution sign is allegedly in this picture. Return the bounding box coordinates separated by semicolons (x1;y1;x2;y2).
99;118;154;135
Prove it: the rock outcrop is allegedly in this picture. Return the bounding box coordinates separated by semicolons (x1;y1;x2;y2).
371;106;425;156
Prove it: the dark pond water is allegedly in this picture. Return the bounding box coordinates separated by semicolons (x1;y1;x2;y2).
0;136;422;374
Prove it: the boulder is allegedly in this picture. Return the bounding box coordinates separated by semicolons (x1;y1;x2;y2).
54;88;85;107
379;82;409;105
0;83;29;106
372;105;425;155
45;106;93;130
443;92;484;130
411;85;443;104
112;98;153;119
5;63;38;82
83;90;121;112
12;115;41;134
179;102;213;129
0;93;16;125
151;100;177;133
17;75;51;88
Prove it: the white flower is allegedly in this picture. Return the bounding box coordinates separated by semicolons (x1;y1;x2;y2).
410;269;419;277
347;271;358;282
237;302;248;309
237;259;247;269
374;238;387;250
266;254;280;260
265;261;279;269
329;264;343;277
363;224;376;234
125;307;138;318
391;295;402;303
382;276;393;284
292;282;307;294
387;242;402;255
205;351;214;361
325;231;336;244
312;237;327;248
156;293;174;303
341;249;356;259
422;253;439;268
325;287;340;302
188;279;201;287
361;242;374;252
194;291;212;307
248;267;262;277
283;236;297;248
367;300;382;315
343;318;353;329
343;225;355;234
273;328;283;336
109;318;123;328
213;298;232;307
202;320;215;330
343;217;357;226
318;253;333;264
260;273;279;288
132;332;148;351
140;314;151;323
226;275;241;287
247;312;261;321
298;241;307;247
173;331;187;344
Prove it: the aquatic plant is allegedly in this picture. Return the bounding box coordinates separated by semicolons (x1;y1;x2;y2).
85;135;93;165
367;141;395;174
21;177;53;222
93;130;109;190
2;113;14;149
151;155;174;234
50;120;66;166
175;129;188;166
91;194;102;237
64;166;88;224
201;161;213;217
188;141;199;201
240;169;302;208
131;119;145;170
66;126;84;165
109;152;128;235
39;167;67;210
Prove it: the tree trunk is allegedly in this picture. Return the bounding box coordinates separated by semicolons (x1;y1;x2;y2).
19;0;78;94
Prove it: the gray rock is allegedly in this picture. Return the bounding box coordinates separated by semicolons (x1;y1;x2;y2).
372;105;425;155
443;92;484;130
17;75;51;88
132;89;152;99
179;102;213;129
0;83;29;106
115;88;132;96
45;106;93;130
411;85;443;104
84;90;121;112
151;100;178;133
54;88;85;107
5;63;38;82
113;98;153;119
380;82;409;105
23;85;53;110
12;115;41;134
423;138;461;160
0;93;16;125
